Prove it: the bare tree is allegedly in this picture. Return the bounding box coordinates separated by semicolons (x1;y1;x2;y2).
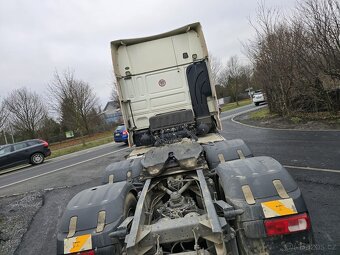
246;1;340;115
297;0;340;112
208;52;223;86
0;97;9;131
110;81;121;109
219;56;243;105
5;88;47;138
300;0;340;80
49;70;99;135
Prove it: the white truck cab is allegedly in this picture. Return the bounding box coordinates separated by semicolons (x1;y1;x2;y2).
111;22;221;146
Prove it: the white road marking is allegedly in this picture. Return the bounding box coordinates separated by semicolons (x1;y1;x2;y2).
0;147;129;189
283;165;340;174
0;142;117;177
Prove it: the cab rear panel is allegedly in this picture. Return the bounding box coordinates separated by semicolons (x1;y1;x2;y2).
111;23;221;146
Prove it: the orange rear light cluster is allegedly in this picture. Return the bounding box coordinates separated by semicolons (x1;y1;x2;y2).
264;213;311;236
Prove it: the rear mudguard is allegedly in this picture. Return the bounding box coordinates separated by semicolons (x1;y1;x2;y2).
202;139;253;169
216;156;313;254
56;181;136;255
102;158;143;186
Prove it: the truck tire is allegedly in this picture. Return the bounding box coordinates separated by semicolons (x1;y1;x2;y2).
124;193;137;217
112;193;137;255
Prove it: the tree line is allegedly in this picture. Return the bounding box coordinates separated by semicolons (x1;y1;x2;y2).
210;54;255;105
247;0;340;116
0;70;107;144
212;0;340;116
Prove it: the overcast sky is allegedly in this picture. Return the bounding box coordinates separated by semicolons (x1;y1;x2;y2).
0;0;297;107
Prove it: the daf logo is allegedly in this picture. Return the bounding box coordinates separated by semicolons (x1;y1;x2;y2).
158;79;166;87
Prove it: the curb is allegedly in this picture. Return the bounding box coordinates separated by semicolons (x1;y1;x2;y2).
0;164;32;176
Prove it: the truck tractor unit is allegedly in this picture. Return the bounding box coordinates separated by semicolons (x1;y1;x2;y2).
57;23;313;255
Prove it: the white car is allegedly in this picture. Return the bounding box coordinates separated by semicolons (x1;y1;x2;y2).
252;90;266;106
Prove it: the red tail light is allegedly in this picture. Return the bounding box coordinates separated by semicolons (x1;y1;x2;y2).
39;139;49;148
76;250;95;255
122;130;128;135
264;213;311;236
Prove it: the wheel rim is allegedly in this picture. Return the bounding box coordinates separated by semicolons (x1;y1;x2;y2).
32;154;43;164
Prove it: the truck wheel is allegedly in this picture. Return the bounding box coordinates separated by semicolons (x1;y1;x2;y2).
254;102;259;106
112;193;137;254
30;152;45;165
124;193;137;217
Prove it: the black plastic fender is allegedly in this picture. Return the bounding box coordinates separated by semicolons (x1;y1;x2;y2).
216;156;313;254
202;139;253;169
102;158;143;184
56;181;136;255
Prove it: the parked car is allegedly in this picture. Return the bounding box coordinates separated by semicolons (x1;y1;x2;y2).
113;124;128;144
252;90;266;106
0;139;51;170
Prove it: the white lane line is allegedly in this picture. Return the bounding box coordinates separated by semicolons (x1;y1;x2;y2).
0;147;129;189
0;142;118;177
283;165;340;174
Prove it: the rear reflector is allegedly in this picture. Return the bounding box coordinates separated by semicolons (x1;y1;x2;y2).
74;250;95;255
264;213;310;236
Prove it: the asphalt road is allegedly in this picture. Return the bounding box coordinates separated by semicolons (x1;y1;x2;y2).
0;142;130;195
0;103;339;254
220;104;340;253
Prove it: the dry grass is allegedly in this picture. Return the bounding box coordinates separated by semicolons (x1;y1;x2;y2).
49;130;113;151
221;99;252;112
50;136;114;159
249;108;276;119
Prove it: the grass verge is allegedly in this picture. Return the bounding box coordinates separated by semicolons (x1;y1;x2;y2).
49;130;115;151
50;136;114;159
240;106;340;130
221;99;252;112
249;108;340;122
249;108;277;119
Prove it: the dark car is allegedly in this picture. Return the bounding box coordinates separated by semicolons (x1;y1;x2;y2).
0;139;51;170
113;124;129;144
